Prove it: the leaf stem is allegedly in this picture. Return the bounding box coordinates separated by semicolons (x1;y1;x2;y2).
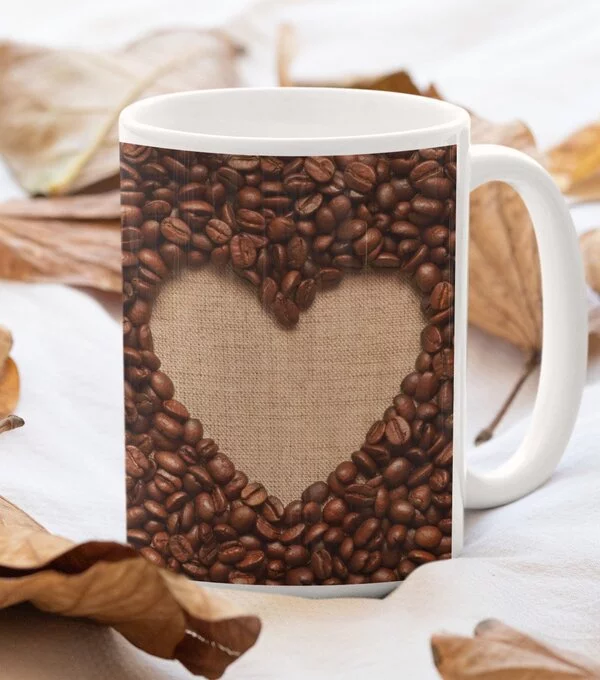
475;352;540;445
0;415;24;435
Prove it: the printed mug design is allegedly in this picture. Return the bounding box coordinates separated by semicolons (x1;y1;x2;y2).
121;145;456;586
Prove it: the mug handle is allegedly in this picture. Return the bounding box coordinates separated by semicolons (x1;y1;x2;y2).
465;144;588;509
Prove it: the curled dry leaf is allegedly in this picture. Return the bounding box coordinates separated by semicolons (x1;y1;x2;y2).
278;41;543;441
0;325;19;418
0;190;120;220
0;523;260;678
0;30;239;196
0;495;41;531
580;229;600;294
0;211;120;291
0;359;20;418
580;229;600;338
431;619;600;679
548;121;600;203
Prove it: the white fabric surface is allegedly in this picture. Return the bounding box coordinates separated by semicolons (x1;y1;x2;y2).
1;0;600;677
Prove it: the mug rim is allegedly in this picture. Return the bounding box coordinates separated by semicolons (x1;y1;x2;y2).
119;87;470;155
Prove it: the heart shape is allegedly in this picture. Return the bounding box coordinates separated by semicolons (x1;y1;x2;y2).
152;267;424;504
122;144;456;586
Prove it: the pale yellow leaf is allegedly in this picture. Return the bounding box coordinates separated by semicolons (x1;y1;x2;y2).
432;619;600;679
0;30;239;196
0;214;120;291
548;122;600;202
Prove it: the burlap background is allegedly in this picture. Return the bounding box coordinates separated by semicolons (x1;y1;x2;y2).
152;268;424;503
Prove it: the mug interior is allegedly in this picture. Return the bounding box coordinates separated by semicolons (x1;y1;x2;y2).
119;87;469;155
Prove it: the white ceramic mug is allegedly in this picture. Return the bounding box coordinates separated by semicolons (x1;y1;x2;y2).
119;88;587;597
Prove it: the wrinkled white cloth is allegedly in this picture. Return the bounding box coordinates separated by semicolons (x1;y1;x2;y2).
1;281;599;678
2;0;600;677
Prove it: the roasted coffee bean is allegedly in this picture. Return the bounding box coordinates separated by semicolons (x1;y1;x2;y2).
304;156;335;183
385;416;411;447
230;234;257;269
322;498;348;525
430;281;453;310
284;544;310;567
207;453;235;485
241;482;268;507
415;372;440;402
337;218;367;241
414;263;442;293
255;516;280;541
366;420;386;445
205;218;232;245
407;463;434;488
153;412;184;439
344;162;376;193
388;498;415;524
229;505;257;533
302;481;329;503
408;549;436;565
351;450;377;478
429;468;450;492
280;523;306;545
304;522;328;545
311;549;333;580
408;484;432;511
438;381;454;413
353;227;382;258
281;270;302;297
218;541;246;564
421;325;444;354
433;348;454;379
301;500;321;525
294;278;317;311
354;518;380;548
414;525;442;550
224;470;248;500
155;451;186;476
374;487;389;518
237;550;265;572
345;483;376;509
393;394;417;421
213;523;237;542
126;446;150;478
263;495;285;524
295;192;324;217
149;371;174;400
362;443;390;467
286;567;314;585
335;461;358;484
272;293;300;328
383;458;412;488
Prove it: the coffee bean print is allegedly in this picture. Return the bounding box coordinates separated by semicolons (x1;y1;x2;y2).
122;144;456;585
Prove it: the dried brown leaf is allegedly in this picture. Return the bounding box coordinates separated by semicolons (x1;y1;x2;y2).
548;122;600;203
0;495;43;531
0;190;120;220
0;358;19;418
0;526;260;677
580;229;600;294
432;619;600;679
0;324;12;366
0;212;120;291
0;30;239;196
469;115;542;353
